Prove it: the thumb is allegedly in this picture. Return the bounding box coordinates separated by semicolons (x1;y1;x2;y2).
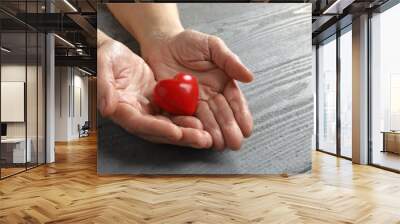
97;53;118;117
208;36;254;83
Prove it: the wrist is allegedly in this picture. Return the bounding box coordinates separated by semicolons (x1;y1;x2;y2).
97;29;113;48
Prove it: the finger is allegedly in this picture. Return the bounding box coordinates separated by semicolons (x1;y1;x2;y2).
165;115;212;148
170;116;204;130
224;80;253;137
139;127;212;149
208;36;254;83
154;115;173;122
196;101;225;150
180;127;212;149
112;103;182;142
209;94;244;150
97;52;118;117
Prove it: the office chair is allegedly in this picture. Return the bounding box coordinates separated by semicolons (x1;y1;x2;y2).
79;121;90;138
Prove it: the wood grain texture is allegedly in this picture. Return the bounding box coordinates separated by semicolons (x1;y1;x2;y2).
1;135;400;223
97;3;313;174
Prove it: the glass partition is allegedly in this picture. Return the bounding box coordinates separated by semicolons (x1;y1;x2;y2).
317;36;337;155
0;1;46;179
26;0;44;169
339;27;352;158
1;30;27;177
371;3;400;171
27;31;38;169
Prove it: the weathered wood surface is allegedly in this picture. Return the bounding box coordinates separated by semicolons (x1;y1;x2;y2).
97;3;313;174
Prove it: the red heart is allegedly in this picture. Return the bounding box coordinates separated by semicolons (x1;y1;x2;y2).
153;72;199;116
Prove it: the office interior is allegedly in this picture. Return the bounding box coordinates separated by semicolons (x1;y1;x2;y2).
0;0;399;222
0;0;398;177
0;0;96;179
312;0;400;172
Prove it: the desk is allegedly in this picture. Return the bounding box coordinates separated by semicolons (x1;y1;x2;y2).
1;138;31;163
382;131;400;154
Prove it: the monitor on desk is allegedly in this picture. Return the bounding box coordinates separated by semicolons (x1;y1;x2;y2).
1;123;7;139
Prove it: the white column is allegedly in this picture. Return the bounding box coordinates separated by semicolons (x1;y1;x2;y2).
45;1;55;163
46;33;55;163
352;14;369;164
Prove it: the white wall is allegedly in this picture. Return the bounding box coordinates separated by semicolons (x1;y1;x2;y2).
1;65;26;135
55;66;70;141
72;73;89;138
54;67;89;141
1;65;42;138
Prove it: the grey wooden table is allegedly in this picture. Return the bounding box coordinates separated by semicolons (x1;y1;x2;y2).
97;3;313;175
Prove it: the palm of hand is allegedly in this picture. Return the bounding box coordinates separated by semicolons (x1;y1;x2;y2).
144;30;253;150
98;40;157;119
146;31;229;101
98;38;213;148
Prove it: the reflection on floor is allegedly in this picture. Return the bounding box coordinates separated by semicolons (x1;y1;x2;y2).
0;167;25;177
373;150;400;171
0;163;42;178
0;135;400;223
341;147;352;158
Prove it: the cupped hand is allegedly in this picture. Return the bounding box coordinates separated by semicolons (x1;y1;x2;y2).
141;30;254;150
97;36;212;148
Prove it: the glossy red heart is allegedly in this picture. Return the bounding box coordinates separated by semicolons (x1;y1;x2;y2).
153;72;199;116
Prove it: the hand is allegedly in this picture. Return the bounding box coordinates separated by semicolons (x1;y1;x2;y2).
97;35;212;149
141;30;254;150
